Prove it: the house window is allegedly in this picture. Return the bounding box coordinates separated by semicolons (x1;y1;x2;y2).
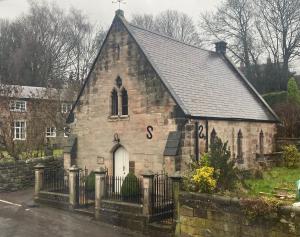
121;88;128;116
259;130;264;156
64;127;69;138
10;100;27;112
46;127;56;138
237;129;243;164
61;103;72;114
13;121;26;140
111;89;118;116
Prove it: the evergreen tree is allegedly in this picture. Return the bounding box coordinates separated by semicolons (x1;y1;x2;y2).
287;78;300;105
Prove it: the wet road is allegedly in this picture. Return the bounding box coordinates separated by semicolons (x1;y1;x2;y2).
0;189;145;237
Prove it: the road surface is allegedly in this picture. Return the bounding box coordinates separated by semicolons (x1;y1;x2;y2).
0;189;145;237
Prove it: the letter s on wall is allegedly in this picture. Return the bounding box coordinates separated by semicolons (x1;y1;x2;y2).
146;126;153;140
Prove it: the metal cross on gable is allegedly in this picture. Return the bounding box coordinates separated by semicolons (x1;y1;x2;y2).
112;0;126;10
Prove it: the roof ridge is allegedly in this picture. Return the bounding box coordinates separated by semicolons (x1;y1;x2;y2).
128;23;214;54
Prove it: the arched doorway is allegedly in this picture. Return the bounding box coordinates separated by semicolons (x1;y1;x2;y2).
114;146;129;179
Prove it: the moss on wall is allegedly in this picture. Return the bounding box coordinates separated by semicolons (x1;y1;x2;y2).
178;192;300;237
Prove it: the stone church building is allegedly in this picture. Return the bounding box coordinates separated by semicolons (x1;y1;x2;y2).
66;10;279;177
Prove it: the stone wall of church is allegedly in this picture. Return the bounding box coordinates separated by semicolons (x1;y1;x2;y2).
70;17;277;175
71;19;184;175
180;120;277;170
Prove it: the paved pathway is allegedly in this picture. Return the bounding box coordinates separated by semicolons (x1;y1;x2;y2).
0;189;145;237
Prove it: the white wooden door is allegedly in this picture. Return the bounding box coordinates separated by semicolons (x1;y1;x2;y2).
114;147;129;177
114;147;129;192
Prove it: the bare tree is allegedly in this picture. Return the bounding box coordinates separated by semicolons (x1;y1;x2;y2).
131;14;156;31
200;0;260;81
0;1;106;88
255;0;300;90
131;10;202;46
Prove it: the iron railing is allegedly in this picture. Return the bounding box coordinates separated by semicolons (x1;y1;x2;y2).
104;176;143;204
42;168;69;194
151;173;174;224
77;169;95;207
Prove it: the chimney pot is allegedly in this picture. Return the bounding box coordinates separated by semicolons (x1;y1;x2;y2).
215;41;227;54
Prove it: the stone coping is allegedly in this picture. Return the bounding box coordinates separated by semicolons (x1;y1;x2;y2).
180;192;300;215
101;199;143;208
39;191;69;198
0;156;62;167
276;137;300;141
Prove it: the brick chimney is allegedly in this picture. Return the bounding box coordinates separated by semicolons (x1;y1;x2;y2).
215;41;227;54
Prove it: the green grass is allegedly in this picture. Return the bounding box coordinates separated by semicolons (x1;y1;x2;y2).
53;149;63;157
245;167;300;197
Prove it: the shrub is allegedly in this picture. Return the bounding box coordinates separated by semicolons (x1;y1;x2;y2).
287;78;300;105
209;137;237;191
240;197;282;221
282;145;300;168
85;171;95;192
121;172;140;200
192;166;216;193
200;153;211;167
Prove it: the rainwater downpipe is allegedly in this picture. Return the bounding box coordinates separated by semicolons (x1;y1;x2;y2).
195;121;199;162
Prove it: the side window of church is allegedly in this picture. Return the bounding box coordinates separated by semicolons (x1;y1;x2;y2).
111;89;118;116
210;128;217;145
259;130;264;156
237;129;243;164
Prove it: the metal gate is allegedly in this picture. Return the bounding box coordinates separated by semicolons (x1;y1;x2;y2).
151;173;174;223
77;168;95;208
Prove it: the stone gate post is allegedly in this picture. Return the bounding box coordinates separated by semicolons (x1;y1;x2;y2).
69;165;79;209
95;167;107;219
142;171;154;219
170;171;182;237
34;164;45;200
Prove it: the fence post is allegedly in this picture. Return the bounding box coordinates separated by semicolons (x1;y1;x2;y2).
69;165;79;209
142;171;154;219
34;164;45;200
95;167;107;220
170;171;182;237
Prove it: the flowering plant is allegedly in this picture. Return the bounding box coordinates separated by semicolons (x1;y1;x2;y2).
192;166;216;193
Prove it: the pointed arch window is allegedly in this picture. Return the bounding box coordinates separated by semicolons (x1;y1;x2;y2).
111;88;118;116
237;129;243;164
121;88;128;116
210;128;217;145
259;130;264;156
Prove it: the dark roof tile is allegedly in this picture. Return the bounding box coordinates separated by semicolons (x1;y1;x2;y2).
126;22;278;122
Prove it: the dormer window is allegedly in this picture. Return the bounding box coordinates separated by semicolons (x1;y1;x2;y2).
10;100;27;112
111;88;118;116
121;88;128;116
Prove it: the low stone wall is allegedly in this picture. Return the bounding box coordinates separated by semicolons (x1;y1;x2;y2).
0;156;63;192
276;138;300;151
178;192;300;237
98;200;146;232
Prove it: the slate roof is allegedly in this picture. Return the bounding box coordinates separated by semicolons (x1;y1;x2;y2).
124;21;278;122
70;12;279;123
0;84;74;101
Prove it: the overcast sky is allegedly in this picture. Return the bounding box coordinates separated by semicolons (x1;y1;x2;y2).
0;0;219;27
1;0;300;71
